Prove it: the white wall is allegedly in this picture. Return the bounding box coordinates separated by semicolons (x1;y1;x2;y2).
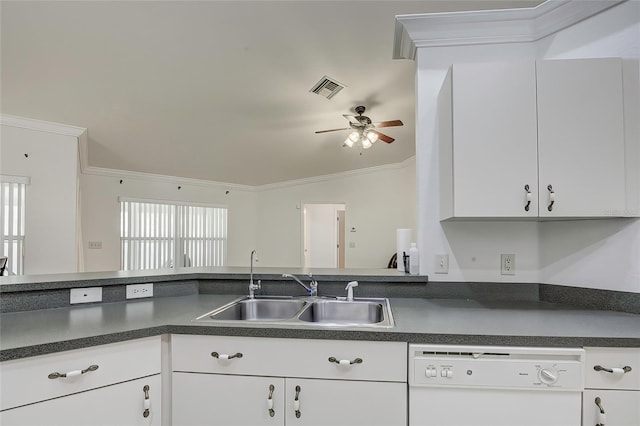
80;172;257;271
80;159;416;271
415;1;640;292
256;159;416;269
0;124;79;274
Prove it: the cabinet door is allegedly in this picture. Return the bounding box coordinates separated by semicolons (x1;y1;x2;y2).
172;372;284;426
448;61;539;218
583;390;640;426
536;58;625;217
284;378;406;426
0;375;160;426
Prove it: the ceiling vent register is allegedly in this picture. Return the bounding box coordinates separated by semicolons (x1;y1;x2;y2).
310;76;345;99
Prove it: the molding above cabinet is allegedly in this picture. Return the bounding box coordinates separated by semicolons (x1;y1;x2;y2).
393;0;625;59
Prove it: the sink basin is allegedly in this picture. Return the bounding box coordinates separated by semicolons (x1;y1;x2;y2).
197;297;306;321
194;296;394;328
297;300;385;325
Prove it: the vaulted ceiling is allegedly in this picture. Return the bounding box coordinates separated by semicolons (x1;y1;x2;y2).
1;1;542;185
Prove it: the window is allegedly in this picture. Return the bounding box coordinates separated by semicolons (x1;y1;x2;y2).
1;176;28;276
120;199;227;271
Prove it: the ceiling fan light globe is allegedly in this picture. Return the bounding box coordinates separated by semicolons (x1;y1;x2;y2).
361;138;372;149
348;131;360;142
344;137;354;148
365;131;379;143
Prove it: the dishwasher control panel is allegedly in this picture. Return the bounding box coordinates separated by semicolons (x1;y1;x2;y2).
409;344;584;391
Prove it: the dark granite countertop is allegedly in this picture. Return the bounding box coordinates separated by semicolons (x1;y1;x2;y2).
2;294;639;362
0;267;426;292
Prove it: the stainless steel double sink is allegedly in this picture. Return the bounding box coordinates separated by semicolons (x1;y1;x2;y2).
195;296;394;328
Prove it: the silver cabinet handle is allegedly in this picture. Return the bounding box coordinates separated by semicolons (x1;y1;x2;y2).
143;385;151;418
294;385;301;418
547;184;555;211
267;384;275;417
328;357;363;365
211;352;243;360
594;365;632;374
48;364;98;379
524;184;532;212
595;397;606;426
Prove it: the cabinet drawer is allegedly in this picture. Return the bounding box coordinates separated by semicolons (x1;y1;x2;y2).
582;389;640;426
171;335;406;382
0;336;161;411
584;347;640;390
1;374;161;426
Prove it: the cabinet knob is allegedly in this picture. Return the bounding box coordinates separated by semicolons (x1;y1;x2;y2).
594;365;632;374
48;364;99;380
328;357;363;365
524;185;532;212
143;385;151;418
594;397;606;426
547;185;555;211
211;352;243;360
267;384;275;418
294;385;301;418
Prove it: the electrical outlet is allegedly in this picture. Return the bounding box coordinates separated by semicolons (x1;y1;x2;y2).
435;254;449;274
70;287;102;304
126;283;154;299
88;241;102;249
501;254;516;275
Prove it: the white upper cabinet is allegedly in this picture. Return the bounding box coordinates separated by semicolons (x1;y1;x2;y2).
536;58;625;217
440;58;627;220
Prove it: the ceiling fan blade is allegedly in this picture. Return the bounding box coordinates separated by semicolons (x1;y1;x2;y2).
315;127;350;134
342;114;359;123
370;130;394;143
373;120;403;128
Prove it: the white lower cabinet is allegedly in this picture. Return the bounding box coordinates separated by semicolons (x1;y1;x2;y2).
0;336;162;426
582;347;640;426
173;373;284;425
171;334;407;426
173;373;405;426
283;377;406;426
0;375;161;426
582;389;640;426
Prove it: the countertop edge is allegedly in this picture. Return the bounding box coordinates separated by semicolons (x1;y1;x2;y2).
0;269;428;292
3;324;639;362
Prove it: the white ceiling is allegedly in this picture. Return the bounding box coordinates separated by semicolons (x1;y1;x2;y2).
1;0;542;186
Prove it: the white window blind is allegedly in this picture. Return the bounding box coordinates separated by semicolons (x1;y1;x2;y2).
120;200;227;270
1;180;27;275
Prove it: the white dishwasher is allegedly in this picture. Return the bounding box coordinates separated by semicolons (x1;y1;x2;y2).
409;344;584;426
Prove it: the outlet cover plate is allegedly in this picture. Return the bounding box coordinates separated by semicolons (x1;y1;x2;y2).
435;254;449;274
126;283;154;299
70;287;102;304
501;254;516;275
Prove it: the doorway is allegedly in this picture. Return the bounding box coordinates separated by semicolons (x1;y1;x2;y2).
303;203;346;268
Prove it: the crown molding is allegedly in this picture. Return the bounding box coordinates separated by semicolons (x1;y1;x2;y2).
393;0;625;59
82;156;416;193
81;165;256;192
255;156;416;191
0;114;87;138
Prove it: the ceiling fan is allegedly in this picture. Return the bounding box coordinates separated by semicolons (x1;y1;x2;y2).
315;105;403;149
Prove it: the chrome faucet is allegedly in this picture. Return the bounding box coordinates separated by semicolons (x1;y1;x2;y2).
248;250;261;298
282;273;318;296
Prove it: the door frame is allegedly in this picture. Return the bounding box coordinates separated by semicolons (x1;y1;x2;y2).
301;202;346;268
